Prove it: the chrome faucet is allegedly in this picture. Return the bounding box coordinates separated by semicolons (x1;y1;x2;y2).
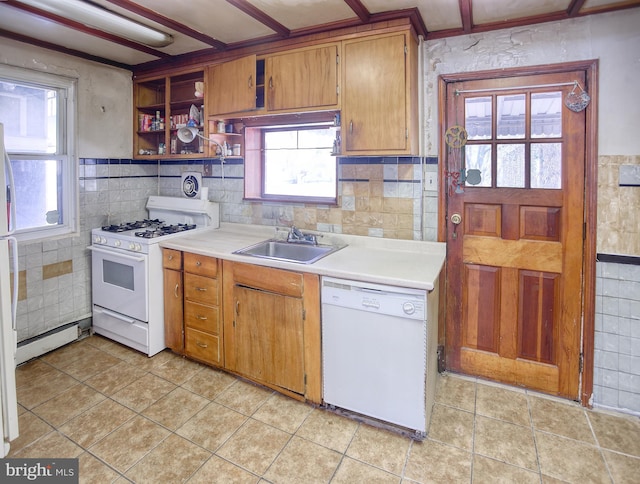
287;225;317;245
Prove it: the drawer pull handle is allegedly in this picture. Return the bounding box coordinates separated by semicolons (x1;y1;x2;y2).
197;315;207;320
168;254;173;260
196;261;201;266
196;341;208;348
196;287;207;292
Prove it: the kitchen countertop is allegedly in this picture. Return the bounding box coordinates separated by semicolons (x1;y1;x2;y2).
160;223;446;291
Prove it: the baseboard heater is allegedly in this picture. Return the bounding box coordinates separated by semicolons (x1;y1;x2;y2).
16;322;80;365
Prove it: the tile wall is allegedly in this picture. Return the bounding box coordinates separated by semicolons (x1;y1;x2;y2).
594;257;640;415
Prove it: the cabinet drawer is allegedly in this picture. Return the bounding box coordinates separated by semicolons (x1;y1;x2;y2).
185;328;221;366
232;262;303;297
184;252;218;278
163;249;182;270
184;273;219;304
185;301;220;334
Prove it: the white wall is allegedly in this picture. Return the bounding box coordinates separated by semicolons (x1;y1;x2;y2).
422;9;640;157
0;38;132;158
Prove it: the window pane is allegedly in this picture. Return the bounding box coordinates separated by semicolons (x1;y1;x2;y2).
263;127;336;199
465;96;491;140
497;94;525;139
531;92;562;138
531;143;562;189
464;144;491;187
11;159;62;230
0;81;58;153
497;144;525;188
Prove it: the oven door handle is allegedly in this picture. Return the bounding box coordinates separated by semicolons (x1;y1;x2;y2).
87;246;146;262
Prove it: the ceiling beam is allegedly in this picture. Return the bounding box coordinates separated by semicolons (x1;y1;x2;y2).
0;27;133;70
4;0;171;58
459;0;473;33
343;0;370;22
567;0;587;17
225;0;290;38
105;0;227;50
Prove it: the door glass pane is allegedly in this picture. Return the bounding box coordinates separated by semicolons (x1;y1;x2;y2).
464;144;491;187
465;97;491;140
497;94;525;139
531;92;562;138
531;143;562;189
497;144;525;188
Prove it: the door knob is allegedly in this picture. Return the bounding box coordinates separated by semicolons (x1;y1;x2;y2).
450;213;462;225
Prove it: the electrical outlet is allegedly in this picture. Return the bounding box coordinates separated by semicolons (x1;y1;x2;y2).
425;172;437;191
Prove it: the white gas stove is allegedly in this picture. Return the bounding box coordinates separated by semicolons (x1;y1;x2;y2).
90;196;219;356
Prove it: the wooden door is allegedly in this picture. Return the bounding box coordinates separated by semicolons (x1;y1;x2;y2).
444;71;587;398
206;55;257;116
266;45;338;112
233;285;305;394
342;33;407;152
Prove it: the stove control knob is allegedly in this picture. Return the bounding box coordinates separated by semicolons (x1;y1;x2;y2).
100;237;107;244
114;240;121;247
128;242;136;250
93;235;101;243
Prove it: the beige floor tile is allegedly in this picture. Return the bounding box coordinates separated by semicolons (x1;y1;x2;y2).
296;408;359;454
187;455;259;483
345;423;410;475
13;430;83;458
331;456;400;483
85;335;145;362
16;369;78;409
78;451;120;484
530;396;595;444
603;450;640;484
589;410;640;457
182;366;236;400
125;433;211;483
60;348;123;381
111;373;176;412
16;359;57;387
7;412;53;456
435;373;477;412
535;431;610;483
476;383;530;426
404;439;472;483
474;415;538;471
59;398;136;448
84;361;147;395
142;387;209;430
264;436;342;483
89;415;170;473
214;380;272;416
40;339;102;369
177;401;247;451
216;418;291;475
427;403;475;451
252;392;313;433
150;354;204;384
472;455;540;483
31;383;106;427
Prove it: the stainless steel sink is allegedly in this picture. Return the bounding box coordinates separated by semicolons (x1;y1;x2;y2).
233;239;344;264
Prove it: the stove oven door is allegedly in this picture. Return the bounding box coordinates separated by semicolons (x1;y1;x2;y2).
90;246;148;322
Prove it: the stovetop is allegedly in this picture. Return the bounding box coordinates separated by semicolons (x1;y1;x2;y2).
100;219;197;238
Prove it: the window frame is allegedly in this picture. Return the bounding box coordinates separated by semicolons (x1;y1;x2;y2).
243;112;339;205
0;65;78;241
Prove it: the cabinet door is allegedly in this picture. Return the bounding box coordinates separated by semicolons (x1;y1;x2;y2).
207;55;257;116
163;268;184;352
233;285;305;394
266;45;338;112
342;33;407;153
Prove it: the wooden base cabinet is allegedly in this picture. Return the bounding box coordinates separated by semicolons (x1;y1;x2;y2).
223;260;322;403
163;249;184;352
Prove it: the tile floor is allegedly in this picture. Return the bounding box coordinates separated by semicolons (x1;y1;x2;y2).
8;335;640;483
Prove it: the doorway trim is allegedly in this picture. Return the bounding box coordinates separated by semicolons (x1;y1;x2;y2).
437;60;598;407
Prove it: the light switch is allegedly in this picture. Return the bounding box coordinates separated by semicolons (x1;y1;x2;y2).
424;172;437;191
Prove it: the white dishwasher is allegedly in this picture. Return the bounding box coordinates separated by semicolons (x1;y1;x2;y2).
321;276;437;437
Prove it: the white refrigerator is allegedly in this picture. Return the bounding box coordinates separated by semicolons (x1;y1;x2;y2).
0;122;19;457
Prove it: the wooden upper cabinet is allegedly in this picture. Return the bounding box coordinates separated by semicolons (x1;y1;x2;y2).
266;44;339;112
207;55;258;116
342;31;419;155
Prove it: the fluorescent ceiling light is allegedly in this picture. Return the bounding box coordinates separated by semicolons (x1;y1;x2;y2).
18;0;173;47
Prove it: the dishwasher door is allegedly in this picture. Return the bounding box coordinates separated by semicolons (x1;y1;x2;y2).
321;277;428;433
